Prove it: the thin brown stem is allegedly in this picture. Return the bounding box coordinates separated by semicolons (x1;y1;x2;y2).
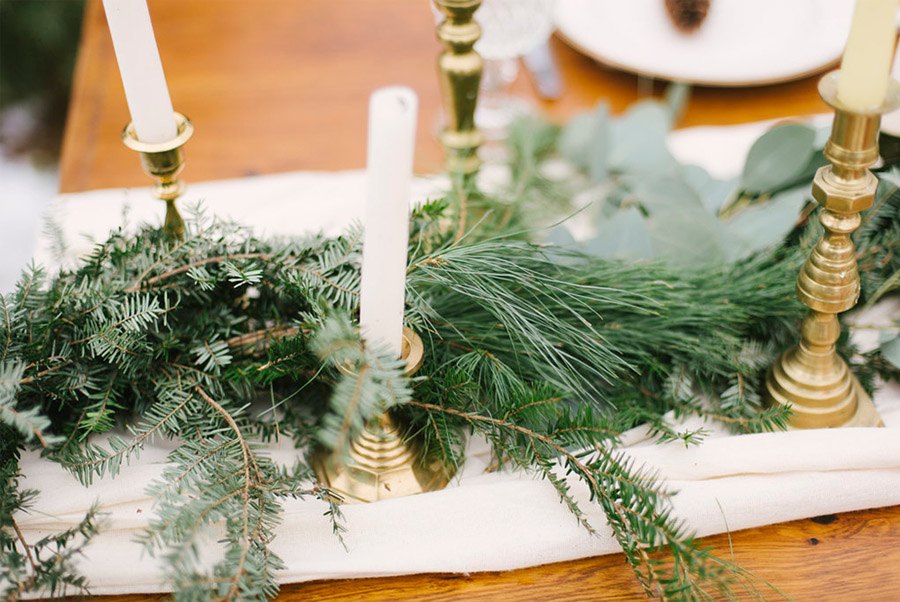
125;253;273;293
2;404;49;448
12;518;39;575
18;362;70;387
225;325;302;350
194;386;253;601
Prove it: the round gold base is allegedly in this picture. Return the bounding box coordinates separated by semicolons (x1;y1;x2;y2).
766;348;883;429
313;412;453;504
313;328;453;503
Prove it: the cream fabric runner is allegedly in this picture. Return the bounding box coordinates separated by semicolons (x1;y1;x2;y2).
13;121;900;595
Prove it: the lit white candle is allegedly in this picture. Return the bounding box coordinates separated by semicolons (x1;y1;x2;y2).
359;87;419;357
102;0;177;143
837;0;898;112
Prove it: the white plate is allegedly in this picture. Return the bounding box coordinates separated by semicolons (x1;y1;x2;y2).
555;0;856;87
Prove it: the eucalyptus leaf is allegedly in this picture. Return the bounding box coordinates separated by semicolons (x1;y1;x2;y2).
740;124;816;194
587;113;612;182
584;206;654;260
881;335;900;370
788;149;828;191
558;112;596;169
546;223;577;247
609;100;678;175
813;124;831;148
722;187;808;262
681;164;738;215
648;206;726;269
559;104;610;181
626;174;705;214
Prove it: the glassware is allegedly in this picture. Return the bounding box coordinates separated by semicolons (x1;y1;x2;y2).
474;0;555;143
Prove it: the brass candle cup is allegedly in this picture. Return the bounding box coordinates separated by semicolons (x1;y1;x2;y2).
765;71;900;429
314;327;453;503
122;112;194;239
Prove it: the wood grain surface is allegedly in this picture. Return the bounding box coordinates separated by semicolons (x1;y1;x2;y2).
59;1;898;600
60;0;829;192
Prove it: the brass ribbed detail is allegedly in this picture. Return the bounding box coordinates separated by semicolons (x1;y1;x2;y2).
764;71;899;429
314;328;453;503
433;0;484;180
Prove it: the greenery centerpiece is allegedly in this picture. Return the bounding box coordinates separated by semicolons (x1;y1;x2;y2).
2;101;898;600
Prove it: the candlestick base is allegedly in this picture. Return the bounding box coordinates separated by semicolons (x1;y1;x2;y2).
313;411;452;504
766;348;883;429
763;71;899;430
122;112;193;239
313;328;454;503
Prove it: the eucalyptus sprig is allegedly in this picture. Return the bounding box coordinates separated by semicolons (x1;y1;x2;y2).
2;108;898;599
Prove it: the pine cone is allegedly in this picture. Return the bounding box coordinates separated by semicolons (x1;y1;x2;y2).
665;0;711;33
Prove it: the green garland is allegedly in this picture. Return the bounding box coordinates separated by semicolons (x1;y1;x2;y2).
2;111;898;600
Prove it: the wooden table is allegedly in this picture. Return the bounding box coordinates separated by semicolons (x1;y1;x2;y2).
61;1;900;600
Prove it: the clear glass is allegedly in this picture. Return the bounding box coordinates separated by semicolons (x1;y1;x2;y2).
474;0;555;145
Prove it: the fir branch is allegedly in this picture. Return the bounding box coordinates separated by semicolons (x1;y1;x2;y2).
126;252;274;292
405;399;750;599
194;386;256;601
0;189;893;601
56;391;197;485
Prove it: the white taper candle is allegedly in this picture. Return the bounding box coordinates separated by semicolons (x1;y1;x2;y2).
837;0;898;112
879;43;900;134
102;0;177;143
359;87;419;357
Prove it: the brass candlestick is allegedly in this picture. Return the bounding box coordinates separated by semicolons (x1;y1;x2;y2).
433;0;484;187
122;113;194;239
766;71;900;429
314;327;453;503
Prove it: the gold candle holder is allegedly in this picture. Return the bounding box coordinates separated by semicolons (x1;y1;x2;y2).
122;113;194;239
765;71;900;429
433;0;484;187
314;327;453;503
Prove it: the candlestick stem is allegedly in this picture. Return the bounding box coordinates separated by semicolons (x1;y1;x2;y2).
314;328;453;503
122;112;194;239
433;1;484;204
765;72;900;428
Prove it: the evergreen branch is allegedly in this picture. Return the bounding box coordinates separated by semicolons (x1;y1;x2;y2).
11;517;40;578
125;252;274;292
194;386;254;601
406;399;759;599
0;405;50;449
56;392;195;484
1;187;893;600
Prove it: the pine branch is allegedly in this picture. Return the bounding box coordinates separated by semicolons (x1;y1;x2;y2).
0;190;892;600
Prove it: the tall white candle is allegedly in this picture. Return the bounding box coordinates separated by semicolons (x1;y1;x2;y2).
837;0;898;112
102;0;177;143
880;43;900;134
359;87;419;357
